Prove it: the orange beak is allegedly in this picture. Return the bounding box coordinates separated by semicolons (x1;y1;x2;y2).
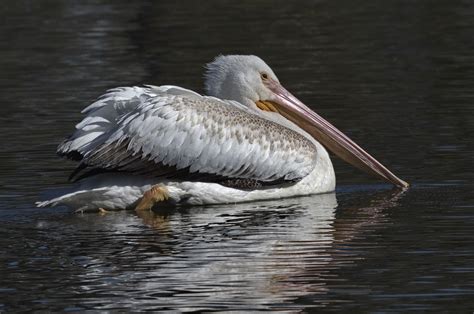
262;79;409;189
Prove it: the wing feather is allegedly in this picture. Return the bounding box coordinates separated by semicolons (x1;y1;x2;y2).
59;86;317;184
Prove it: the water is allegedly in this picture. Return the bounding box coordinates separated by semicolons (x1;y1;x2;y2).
1;0;473;312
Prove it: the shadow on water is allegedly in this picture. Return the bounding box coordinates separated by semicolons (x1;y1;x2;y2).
1;189;405;311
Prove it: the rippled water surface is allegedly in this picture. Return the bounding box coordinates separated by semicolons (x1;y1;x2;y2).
1;1;473;312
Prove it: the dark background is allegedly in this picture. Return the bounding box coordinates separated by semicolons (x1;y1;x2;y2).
0;0;473;312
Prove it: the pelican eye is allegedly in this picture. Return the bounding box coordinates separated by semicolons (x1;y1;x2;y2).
260;72;269;80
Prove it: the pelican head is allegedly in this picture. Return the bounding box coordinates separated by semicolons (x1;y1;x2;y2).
204;55;408;188
205;55;280;107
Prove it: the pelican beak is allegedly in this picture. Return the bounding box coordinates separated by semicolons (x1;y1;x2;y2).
262;79;409;189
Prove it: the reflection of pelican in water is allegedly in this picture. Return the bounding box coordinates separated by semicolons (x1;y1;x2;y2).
66;189;402;310
37;55;407;212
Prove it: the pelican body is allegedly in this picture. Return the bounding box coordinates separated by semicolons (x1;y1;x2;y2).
37;55;407;212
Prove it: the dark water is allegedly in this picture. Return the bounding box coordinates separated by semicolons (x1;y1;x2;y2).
1;0;473;312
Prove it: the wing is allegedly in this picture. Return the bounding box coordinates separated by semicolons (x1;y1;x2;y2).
59;86;317;184
58;85;200;160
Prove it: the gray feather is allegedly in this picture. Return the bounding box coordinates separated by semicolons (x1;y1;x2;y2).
60;86;317;184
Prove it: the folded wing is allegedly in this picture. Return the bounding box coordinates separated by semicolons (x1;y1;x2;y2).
59;86;317;185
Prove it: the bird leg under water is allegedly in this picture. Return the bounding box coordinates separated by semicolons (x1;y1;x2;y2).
134;184;170;211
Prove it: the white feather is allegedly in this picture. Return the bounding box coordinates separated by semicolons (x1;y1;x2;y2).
43;55;339;211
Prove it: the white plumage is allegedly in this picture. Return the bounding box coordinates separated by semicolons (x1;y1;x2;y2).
38;55;406;211
60;85;317;183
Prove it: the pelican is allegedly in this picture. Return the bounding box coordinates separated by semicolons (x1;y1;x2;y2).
37;55;408;212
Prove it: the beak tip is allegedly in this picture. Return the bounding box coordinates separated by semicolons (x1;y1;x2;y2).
395;179;410;189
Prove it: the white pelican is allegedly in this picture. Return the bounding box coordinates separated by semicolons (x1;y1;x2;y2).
37;55;408;212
